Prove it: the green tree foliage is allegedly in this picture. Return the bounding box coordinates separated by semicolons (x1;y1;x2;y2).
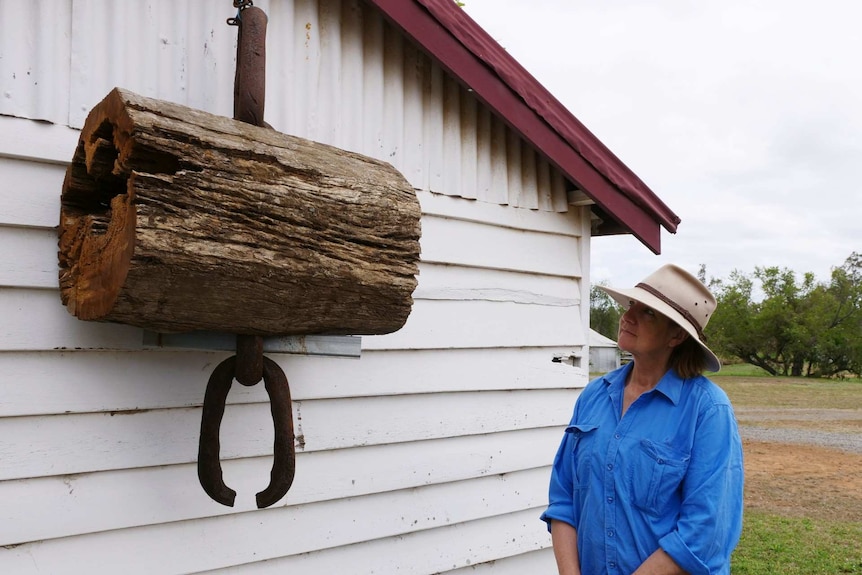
809;252;862;376
706;253;862;377
590;282;621;340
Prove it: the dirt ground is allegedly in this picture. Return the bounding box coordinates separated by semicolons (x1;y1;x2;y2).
713;375;862;523
743;440;862;522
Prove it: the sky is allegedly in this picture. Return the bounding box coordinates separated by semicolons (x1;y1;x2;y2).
462;0;861;290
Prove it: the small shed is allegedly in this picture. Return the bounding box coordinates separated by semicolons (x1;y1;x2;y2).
589;328;621;374
0;0;679;572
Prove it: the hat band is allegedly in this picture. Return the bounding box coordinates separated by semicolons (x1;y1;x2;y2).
635;282;708;343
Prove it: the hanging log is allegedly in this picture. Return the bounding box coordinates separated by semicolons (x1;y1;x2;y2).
59;87;421;336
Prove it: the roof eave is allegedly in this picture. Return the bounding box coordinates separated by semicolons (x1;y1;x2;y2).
365;0;680;254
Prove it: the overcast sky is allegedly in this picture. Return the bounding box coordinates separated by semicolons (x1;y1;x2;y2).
462;0;861;291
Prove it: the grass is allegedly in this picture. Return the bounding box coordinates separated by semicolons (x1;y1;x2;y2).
712;372;862;410
715;367;862;574
710;363;774;377
711;361;862;381
732;512;862;574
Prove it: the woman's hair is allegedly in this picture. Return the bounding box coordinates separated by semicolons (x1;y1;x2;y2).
668;331;708;378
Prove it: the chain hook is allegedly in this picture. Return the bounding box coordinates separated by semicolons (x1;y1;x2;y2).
227;0;254;26
199;2;291;508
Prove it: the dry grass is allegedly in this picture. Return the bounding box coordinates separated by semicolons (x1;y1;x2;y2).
716;374;862;434
714;375;862;410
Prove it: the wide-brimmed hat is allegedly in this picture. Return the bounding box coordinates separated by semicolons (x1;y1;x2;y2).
599;264;721;372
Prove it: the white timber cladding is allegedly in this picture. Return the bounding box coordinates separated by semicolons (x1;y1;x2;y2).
0;0;591;572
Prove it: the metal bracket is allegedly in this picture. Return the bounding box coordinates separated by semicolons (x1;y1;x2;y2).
143;331;362;358
552;349;583;368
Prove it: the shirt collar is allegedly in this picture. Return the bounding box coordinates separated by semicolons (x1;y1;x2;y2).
602;362;685;406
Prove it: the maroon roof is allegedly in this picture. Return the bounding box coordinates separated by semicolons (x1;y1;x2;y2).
365;0;681;254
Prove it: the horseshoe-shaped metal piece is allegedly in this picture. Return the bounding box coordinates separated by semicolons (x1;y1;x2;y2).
197;355;296;508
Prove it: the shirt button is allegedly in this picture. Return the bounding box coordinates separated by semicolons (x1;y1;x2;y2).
607;463;613;471
607;496;614;503
609;562;616;568
608;530;615;537
614;433;621;439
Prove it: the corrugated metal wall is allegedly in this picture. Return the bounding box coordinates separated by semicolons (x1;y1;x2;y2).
0;0;570;211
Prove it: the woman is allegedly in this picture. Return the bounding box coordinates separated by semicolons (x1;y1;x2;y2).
541;264;744;575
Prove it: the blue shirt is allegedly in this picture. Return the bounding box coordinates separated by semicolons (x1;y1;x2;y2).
540;363;744;575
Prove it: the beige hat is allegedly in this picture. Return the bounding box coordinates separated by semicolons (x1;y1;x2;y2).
599;264;721;373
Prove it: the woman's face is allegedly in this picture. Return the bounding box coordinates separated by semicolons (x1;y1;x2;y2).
617;300;685;361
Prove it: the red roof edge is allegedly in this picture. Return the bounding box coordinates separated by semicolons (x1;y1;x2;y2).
365;0;681;254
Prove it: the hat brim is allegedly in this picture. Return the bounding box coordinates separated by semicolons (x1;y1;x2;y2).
599;285;721;373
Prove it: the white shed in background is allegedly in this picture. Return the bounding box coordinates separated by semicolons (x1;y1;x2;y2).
0;0;679;572
589;328;622;374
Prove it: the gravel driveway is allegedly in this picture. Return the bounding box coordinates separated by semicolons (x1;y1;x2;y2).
735;407;862;454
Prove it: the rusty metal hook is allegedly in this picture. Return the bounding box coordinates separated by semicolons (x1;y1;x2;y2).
197;352;296;508
197;0;292;509
227;0;254;26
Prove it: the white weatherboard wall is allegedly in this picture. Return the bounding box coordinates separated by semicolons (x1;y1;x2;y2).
0;0;589;573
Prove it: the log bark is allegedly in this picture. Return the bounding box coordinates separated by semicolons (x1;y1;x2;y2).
59;88;421;336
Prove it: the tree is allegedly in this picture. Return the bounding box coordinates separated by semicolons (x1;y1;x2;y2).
805;253;862;376
706;253;862;377
705;270;774;373
590;282;621;340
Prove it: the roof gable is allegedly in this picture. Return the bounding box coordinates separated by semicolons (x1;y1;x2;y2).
590;328;619;348
366;0;680;253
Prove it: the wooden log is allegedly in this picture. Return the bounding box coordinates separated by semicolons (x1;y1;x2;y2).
59;88;421;336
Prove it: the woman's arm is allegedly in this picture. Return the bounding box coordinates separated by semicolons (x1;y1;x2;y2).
657;402;745;574
550;520;581;575
632;548;687;575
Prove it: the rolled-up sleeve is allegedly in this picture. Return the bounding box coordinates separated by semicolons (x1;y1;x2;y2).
540;428;576;531
660;403;745;574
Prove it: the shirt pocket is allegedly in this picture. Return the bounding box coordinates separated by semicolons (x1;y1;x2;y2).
631;439;690;516
565;423;599;489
